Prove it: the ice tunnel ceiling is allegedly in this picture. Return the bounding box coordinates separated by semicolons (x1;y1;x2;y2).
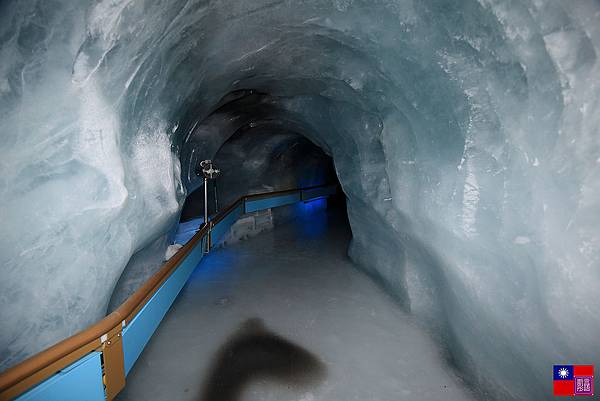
1;1;599;400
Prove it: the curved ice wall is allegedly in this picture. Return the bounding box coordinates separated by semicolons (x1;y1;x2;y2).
1;1;599;399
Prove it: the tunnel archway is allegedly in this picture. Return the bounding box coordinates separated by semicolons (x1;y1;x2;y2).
1;2;599;401
180;120;338;222
107;89;344;314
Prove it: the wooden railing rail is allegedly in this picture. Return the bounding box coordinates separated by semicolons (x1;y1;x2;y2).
0;184;335;401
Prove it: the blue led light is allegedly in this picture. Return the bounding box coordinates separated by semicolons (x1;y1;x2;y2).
299;197;327;214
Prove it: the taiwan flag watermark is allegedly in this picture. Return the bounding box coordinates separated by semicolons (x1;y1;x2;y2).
553;365;594;396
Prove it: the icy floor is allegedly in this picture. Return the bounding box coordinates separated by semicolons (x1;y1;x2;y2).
117;209;476;401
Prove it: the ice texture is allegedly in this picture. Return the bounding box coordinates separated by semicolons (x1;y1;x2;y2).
1;1;599;400
106;234;175;313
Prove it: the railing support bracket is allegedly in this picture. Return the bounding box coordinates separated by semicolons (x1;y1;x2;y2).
99;327;125;401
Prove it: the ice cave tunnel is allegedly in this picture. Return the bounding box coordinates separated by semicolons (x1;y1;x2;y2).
0;1;599;401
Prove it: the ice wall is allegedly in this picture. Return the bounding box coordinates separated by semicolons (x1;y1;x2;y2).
1;1;599;400
0;0;186;369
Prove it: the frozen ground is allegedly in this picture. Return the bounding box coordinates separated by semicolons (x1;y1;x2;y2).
117;209;475;401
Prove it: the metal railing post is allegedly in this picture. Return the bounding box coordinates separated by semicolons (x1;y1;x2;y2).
198;160;220;253
213;179;219;213
204;177;209;228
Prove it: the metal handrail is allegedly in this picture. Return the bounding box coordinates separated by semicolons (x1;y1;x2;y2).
0;184;334;400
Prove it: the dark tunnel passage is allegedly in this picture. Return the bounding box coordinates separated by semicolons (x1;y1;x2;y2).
1;1;600;401
180;128;337;220
179;91;338;223
106;91;343;312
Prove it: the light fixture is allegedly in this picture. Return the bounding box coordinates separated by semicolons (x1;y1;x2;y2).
197;160;220;229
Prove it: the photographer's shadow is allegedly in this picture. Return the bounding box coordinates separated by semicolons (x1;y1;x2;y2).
199;318;327;401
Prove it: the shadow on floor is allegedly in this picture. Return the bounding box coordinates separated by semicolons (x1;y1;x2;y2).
199;318;327;401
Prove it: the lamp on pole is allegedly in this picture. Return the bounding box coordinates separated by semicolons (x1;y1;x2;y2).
196;160;220;228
